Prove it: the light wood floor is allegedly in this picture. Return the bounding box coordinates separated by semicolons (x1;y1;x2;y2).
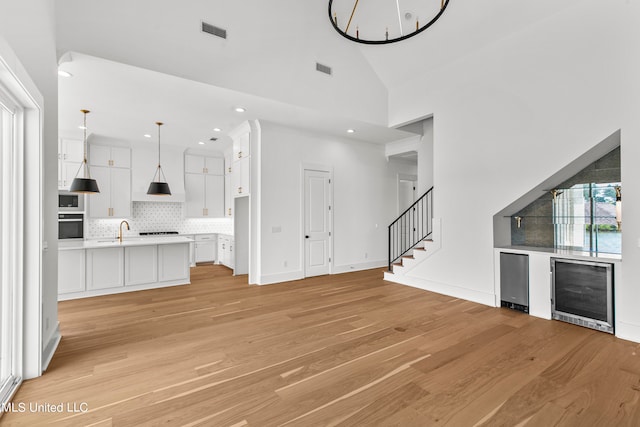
3;266;640;426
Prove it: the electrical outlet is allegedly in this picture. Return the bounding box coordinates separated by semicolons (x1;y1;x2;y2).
365;252;368;259
284;260;288;267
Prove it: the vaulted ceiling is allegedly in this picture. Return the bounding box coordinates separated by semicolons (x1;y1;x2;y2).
54;0;580;147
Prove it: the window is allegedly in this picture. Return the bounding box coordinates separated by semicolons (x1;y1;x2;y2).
553;183;621;254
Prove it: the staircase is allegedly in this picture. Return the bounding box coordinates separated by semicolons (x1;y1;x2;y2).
387;187;435;276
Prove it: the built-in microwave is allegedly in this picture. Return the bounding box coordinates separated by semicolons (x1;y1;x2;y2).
58;213;84;240
58;191;84;212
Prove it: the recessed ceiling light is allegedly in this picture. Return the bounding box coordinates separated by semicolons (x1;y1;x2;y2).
234;107;246;113
78;125;87;130
143;134;152;138
213;128;222;132
58;70;72;78
198;141;205;145
347;129;356;133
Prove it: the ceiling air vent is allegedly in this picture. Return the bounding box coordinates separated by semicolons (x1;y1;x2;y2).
202;21;227;39
316;62;332;76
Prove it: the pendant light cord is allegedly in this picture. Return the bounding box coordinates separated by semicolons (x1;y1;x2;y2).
157;122;163;168
80;109;91;178
83;112;87;162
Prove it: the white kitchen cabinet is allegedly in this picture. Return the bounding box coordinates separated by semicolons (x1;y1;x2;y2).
230;125;250;198
218;235;235;269
224;149;233;217
60;161;82;190
185;173;205;218
232;156;250;197
184;169;224;218
217;237;225;265
90;145;131;168
206;175;224;216
184;154;223;175
58;249;85;294
89;165;131;218
86;247;124;290
158;243;190;282
195;234;216;263
88;143;131;218
125;245;158;286
232;131;250;160
58;139;84;190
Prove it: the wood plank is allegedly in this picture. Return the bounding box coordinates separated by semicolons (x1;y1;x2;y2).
3;266;640;426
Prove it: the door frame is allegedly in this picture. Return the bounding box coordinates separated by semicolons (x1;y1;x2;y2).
300;163;333;278
0;36;44;387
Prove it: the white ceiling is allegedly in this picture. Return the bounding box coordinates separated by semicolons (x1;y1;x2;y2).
55;0;581;149
58;52;416;150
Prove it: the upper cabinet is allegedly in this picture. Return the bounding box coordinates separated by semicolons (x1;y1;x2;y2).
184;153;224;218
228;122;251;198
224;149;233;217
89;145;131;169
88;143;131;218
232;131;250;161
185;155;224;175
58;139;84;190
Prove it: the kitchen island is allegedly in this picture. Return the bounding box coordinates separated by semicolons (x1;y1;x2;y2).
58;236;193;300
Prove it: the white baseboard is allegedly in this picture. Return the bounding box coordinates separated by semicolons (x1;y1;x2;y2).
615;320;640;343
384;273;496;307
258;261;386;285
42;322;61;372
258;270;304;285
58;279;190;301
333;260;387;274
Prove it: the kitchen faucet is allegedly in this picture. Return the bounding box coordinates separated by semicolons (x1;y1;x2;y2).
118;220;130;243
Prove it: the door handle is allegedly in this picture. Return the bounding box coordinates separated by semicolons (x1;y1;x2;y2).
305;235;310;239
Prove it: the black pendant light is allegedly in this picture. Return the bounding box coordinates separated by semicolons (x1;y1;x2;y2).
70;109;100;193
147;121;171;195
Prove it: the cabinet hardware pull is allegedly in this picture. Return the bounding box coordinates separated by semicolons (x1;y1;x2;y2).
228;208;231;215
58;153;61;159
238;187;242;194
238;151;242;158
63;153;67;160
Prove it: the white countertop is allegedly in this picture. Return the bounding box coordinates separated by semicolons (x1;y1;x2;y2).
496;245;621;261
59;235;194;251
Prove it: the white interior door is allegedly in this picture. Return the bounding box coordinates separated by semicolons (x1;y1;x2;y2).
398;177;417;242
304;169;331;277
398;179;416;213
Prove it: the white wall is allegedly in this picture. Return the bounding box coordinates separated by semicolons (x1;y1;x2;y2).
0;0;59;376
387;1;640;340
257;121;410;283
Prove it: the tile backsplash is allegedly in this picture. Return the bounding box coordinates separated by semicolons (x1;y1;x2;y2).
86;202;233;239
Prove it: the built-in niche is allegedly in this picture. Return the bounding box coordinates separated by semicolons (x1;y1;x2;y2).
510;146;620;252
